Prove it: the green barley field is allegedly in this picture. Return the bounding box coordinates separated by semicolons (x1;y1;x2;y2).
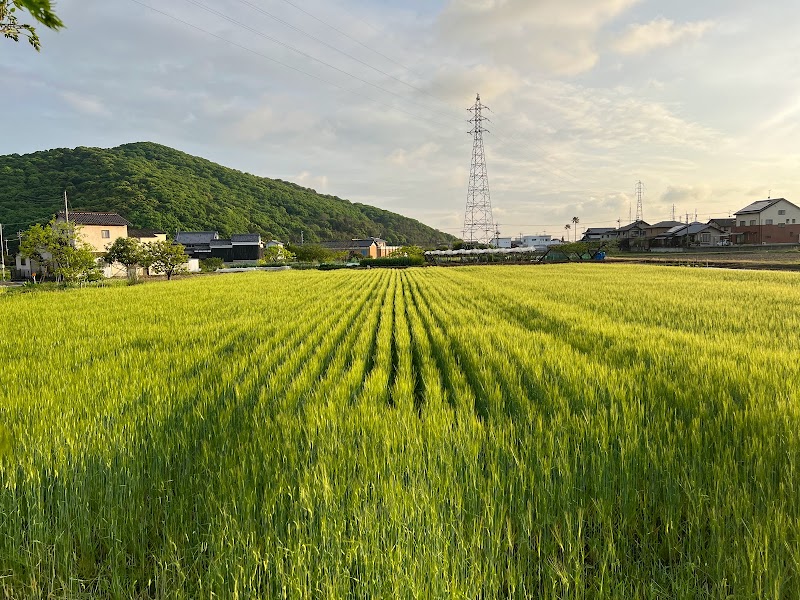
1;264;799;598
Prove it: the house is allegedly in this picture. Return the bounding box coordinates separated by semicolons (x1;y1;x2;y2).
580;228;615;242
174;231;219;258
707;218;735;236
128;228;167;244
56;211;131;253
264;240;284;249
651;223;726;248
323;238;389;258
644;221;684;238
515;235;560;248
616;220;650;240
231;234;262;261
731;198;800;244
16;211;132;278
491;237;513;248
210;238;234;262
607;220;650;249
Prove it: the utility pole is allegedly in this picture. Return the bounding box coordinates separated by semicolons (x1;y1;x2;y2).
672;204;676;221
462;93;493;246
300;231;304;245
64;190;69;223
0;223;5;282
635;180;644;222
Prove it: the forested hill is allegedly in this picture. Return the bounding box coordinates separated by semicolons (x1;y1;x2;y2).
0;142;456;246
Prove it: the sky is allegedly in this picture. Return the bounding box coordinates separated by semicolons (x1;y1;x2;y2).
3;0;800;239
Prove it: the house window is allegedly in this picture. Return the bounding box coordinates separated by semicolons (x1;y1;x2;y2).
793;219;797;224
778;209;786;215
739;221;746;226
766;219;773;225
101;230;110;238
701;233;710;242
750;220;756;226
779;223;785;228
787;219;791;224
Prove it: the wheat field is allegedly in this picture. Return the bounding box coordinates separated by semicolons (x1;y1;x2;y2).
1;265;799;598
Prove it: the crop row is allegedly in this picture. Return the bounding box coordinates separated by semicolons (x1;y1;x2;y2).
1;264;799;598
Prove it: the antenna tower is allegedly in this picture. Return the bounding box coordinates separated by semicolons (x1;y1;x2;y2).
635;180;644;222
462;93;493;245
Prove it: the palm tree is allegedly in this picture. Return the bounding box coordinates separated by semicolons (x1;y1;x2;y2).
572;216;580;242
564;223;571;242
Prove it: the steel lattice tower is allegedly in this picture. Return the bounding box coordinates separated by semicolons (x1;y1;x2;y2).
635;180;644;222
462;94;494;245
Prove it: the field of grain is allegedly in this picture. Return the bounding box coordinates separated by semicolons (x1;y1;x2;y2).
1;265;799;598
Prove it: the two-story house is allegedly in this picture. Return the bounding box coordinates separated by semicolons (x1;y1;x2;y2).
56;211;131;253
15;211;132;278
732;198;800;244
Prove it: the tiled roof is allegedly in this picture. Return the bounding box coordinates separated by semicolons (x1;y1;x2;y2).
669;223;724;237
210;239;233;248
709;218;735;227
175;231;218;245
231;233;261;243
128;228;165;238
617;220;650;232
649;220;684;228
57;211;131;226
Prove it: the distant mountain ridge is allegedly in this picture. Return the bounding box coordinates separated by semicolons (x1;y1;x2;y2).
0;142;456;246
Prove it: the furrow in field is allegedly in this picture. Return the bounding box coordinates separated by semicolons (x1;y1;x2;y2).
404;271;480;417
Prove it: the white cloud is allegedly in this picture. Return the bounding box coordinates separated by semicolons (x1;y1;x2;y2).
231;102;319;143
438;0;640;75
293;171;329;193
388;142;441;166
614;18;714;55
59;91;111;117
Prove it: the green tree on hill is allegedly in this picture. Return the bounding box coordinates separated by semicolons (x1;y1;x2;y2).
0;143;457;247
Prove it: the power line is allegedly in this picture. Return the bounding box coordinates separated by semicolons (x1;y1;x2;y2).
178;0;461;128
229;0;462;122
276;0;465;116
127;0;457;131
142;0;615;199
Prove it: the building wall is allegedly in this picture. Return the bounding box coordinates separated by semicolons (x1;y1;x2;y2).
131;233;167;244
693;229;724;246
232;244;261;261
733;200;800;244
67;223;129;253
734;225;800;244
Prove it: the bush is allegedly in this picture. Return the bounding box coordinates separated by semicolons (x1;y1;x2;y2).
200;257;225;272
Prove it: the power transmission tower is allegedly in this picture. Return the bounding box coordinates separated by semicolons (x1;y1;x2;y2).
635;180;644;222
462;93;493;245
